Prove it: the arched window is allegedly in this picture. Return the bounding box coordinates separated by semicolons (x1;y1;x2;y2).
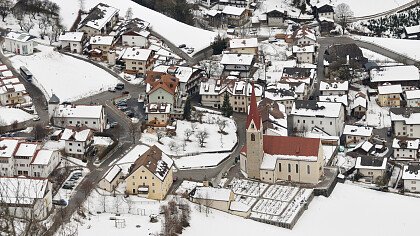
251;133;255;141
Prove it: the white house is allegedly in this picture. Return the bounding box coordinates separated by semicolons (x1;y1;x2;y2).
89;35;114;61
0;76;29;106
355;156;387;182
229;38;258;55
120;18;150;48
30;150;61;178
190;186;234;212
319;80;349;96
53;104;106;132
392;137;419;160
370;65;419;90
78;3;119;37
0;177;52;220
14;142;40;176
377;84;402;107
121;47;154;75
390;108;420;138
291;101;345;136
402;163;420;193
3;31;36;55
317;4;335;21
405;89;420;107
292;45;316;64
145;103;172;127
61;127;94;158
343;125;373;147
289;26;317;46
98;165;123;192
220;53;255;77
58;31;85;54
0;138;19;176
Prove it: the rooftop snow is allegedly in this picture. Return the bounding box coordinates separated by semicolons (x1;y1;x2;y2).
90;35;114;45
405;89;420;100
220;53;254;66
351;96;367;109
15;143;38;157
121;47;152;61
222;6;246;16
0;177;48;205
61;128;92;142
319;80;349;91
0;139;20;158
153;65;198;83
230;38;258;49
54;105;103;119
343;125;373;137
392;137;420;150
291;101;342;118
103;165;122;183
370;66;419;83
355;156;387;170
31;150;55;165
319;95;348;106
378;84;402;95
79;3;119;30
5;31;36;42
58;32;84;42
390;108;420;125
402;164;420;180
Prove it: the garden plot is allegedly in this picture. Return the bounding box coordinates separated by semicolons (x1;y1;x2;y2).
229;178;269;197
252;199;288;215
262;185;300;202
231;194;258;213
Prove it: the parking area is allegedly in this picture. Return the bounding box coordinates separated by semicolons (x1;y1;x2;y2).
53;169;88;205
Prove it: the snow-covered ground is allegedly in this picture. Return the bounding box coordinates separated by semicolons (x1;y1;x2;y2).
10;44;119;101
354;36;420;61
93;136;114;146
174;153;230;169
0;107;34;125
361;48;396;63
52;0;216;55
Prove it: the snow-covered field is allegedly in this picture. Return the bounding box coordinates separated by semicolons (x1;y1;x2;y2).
354;36;420;61
0;107;34;125
174;153;230;169
10;45;119;101
93;136;114;146
52;0;216;54
361;48;396;63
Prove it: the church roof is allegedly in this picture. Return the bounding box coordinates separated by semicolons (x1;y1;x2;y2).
246;83;261;130
263;135;320;157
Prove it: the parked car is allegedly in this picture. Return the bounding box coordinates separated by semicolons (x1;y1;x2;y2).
178;44;186;48
122;91;130;95
125;110;134;117
387;128;392;137
52;199;68;206
116;100;127;106
62;184;74;190
108;87;116;92
186;48;194;54
115;83;125;90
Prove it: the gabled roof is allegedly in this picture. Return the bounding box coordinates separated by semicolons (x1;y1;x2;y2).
229;38;258;49
145;72;178;95
121;47;152;61
355;156;387;170
263;135;320;157
5;31;36;43
78;3;119;30
246;83;261;130
58;32;84;42
402;163;420;180
317;4;334;13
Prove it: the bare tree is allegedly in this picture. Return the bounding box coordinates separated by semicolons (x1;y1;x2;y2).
129;122;141;144
193;110;204;123
335;3;353;33
216;118;228;134
99;192;107;213
0;0;13;22
114;195;123;214
195;130;209;148
204;192;214;217
184;128;193;141
0;117;6;134
126;197;134;214
11;120;18;131
38;13;51;39
78;0;85;11
33;123;48;140
125;7;133;20
168;140;178;152
156;130;166;143
20;18;35;32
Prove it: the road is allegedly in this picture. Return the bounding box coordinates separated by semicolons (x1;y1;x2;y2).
348;0;420;22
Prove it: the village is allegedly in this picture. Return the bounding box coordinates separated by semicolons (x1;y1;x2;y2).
0;0;420;235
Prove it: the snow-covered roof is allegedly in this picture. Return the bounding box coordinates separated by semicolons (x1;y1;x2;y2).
145;103;172;114
291;101;343;118
229;201;250;212
405;89;420;100
58;32;84;42
319;95;348;106
220;53;254;66
405;25;420;35
343;125;373;137
292;26;316;41
79;3;119;30
390;108;420;125
128;146;173;181
103;165;122;183
230;38;258;49
205;9;221;17
351;96;367;109
153;65;199;83
54;105;103;119
392;137;420;149
355;156;387;170
15;143;38;157
89;36;114;45
319;80;349;91
192;187;232;201
222;6;246;16
121;47;152;61
0;139;20;158
402;164;420;180
370;66;420;83
31;150;55;165
5;31;36;43
292;45;315;53
378;84;402;95
61;127;93;142
0;177;49;205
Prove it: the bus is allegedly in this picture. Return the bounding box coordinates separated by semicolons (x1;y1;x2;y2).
20;66;33;82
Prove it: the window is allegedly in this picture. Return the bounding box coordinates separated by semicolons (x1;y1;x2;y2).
296;164;299;173
69;143;73;146
93;121;96;124
412;181;416;184
307;165;310;174
152;183;155;186
251;133;255;141
330;122;332;125
279;163;281;172
288;164;291;172
140;176;142;179
251;124;254;129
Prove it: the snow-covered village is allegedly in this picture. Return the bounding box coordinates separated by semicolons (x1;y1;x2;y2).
1;0;420;235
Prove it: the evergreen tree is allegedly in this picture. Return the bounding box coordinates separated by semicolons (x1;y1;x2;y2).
221;93;233;117
183;98;192;120
211;34;228;55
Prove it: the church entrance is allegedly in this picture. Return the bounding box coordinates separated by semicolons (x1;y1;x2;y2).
288;175;291;181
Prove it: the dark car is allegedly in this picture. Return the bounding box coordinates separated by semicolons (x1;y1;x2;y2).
125;110;135;117
178;44;186;48
53;199;68;206
115;83;125;90
387;128;392;137
122;91;130;95
62;184;74;190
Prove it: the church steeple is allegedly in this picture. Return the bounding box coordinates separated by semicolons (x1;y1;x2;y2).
246;83;261;130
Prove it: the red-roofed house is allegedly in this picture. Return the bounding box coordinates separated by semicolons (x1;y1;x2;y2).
240;85;324;184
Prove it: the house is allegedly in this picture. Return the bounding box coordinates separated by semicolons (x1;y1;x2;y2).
316;4;334;20
403;24;420;40
229;38;258;55
58;31;85;54
0;138;20;176
318;94;348;107
405;89;420;107
240;84;324;184
220;53;255;77
319;80;348;96
121;47;154;75
292;45;316;64
281;67;316;93
343;125;373;147
402;163;420;192
390;107;420;138
61;126;94;158
222;6;248;26
14;142;40;176
145;103;172;127
0;177;52;220
369;66;419;89
52;104;106;132
190;186;234;212
30;150;61;178
319;17;335;35
99;165;123;192
287;26;317;46
125;145;174;200
200;0;219;7
355;156;387;182
219;0;253;8
205;10;222;27
264;83;297;114
324;43;367;73
265;7;287;26
255;98;288;136
152;65;203;95
120;18;151;48
78;3;119;37
0;76;30;106
291;100;345;136
3;31;36;55
377;84;402;107
392;137;419;160
145;73;179;107
89;35;114;61
351;92;368;118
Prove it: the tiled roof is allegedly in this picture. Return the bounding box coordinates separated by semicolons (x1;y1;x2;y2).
246;83;261;130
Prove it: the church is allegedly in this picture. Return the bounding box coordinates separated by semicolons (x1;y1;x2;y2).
240;84;325;184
